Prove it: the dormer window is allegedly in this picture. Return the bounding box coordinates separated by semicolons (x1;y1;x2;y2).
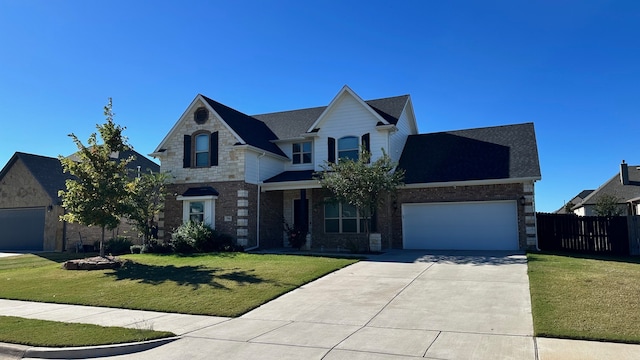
338;136;359;161
292;141;312;164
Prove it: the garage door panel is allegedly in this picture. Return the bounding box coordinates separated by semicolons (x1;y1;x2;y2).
0;208;45;251
402;201;518;250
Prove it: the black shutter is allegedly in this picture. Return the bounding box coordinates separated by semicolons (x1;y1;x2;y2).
328;137;336;163
183;135;191;168
210;131;218;166
362;133;370;163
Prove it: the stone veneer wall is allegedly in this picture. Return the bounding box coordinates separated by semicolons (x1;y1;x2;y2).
162;181;259;248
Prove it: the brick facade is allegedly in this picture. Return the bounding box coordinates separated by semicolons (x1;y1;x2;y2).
263;182;533;251
162;181;259;248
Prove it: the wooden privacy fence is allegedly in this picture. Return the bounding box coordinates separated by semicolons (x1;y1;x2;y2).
536;213;632;255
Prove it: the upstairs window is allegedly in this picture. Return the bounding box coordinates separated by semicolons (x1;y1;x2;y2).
292;141;312;164
195;134;209;167
338;136;359;161
183;131;219;168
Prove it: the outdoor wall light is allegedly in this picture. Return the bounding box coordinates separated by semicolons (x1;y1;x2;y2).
520;196;526;206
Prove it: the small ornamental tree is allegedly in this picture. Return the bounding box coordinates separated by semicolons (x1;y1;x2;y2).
59;98;133;257
315;149;404;251
593;194;624;217
127;171;169;245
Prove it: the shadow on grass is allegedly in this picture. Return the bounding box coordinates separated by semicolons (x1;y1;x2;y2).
104;261;271;289
528;251;640;265
36;252;101;263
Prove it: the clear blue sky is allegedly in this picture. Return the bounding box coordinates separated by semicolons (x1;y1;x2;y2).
1;0;638;213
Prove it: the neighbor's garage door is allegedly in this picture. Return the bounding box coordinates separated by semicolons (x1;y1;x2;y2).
0;208;45;251
402;201;518;250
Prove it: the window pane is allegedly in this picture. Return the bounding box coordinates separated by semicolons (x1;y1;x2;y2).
325;219;339;233
338;136;358;150
302;142;311;152
190;202;204;214
292;154;301;164
325;203;339;218
302;153;312;163
342;203;357;218
342;219;357;233
196;152;208;167
338;150;358;161
195;134;209;151
190;214;204;223
292;143;301;153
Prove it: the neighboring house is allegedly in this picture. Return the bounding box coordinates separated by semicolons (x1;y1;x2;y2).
0;150;159;251
571;161;640;216
152;85;542;251
555;190;594;214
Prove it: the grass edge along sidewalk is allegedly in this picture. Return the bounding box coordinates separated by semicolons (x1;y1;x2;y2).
0;252;357;317
527;252;640;344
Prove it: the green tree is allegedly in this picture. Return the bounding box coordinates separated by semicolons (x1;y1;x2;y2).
59;98;133;257
315;149;404;250
127;171;169;245
593;194;624;217
564;201;575;214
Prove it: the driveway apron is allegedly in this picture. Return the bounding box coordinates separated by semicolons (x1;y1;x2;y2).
109;250;535;360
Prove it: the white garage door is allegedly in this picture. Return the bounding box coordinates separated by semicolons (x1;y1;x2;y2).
0;208;45;251
402;201;518;250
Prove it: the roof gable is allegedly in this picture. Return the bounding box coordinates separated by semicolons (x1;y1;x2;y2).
153;94;285;157
398;123;541;184
578;165;640;205
305;85;396;133
200;95;285;156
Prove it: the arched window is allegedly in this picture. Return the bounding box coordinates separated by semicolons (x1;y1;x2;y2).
338;136;359;161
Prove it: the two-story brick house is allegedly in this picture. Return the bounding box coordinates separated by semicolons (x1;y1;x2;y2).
152;86;541;251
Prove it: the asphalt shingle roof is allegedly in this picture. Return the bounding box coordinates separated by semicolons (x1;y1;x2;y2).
201;95;286;157
252;95;410;140
579;165;640;205
264;170;315;183
397;123;541;184
0;150;159;204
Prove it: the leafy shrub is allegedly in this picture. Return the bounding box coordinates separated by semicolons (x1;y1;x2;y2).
95;236;133;255
170;222;242;253
146;239;172;254
170;221;214;253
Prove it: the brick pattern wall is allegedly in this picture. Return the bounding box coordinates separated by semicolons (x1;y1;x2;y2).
162;181;258;248
259;190;284;248
302;183;530;251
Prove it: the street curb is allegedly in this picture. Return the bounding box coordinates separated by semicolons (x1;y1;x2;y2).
1;336;179;359
0;342;29;359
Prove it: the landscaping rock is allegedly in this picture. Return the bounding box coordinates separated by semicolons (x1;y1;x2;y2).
62;256;124;271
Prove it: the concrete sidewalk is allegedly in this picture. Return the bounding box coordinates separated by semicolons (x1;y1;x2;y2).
2;250;640;359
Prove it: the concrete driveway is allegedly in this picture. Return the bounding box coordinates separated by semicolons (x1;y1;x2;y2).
110;250;534;359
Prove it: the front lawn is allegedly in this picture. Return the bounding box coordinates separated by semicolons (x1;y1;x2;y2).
0;316;173;347
527;252;640;343
0;252;357;317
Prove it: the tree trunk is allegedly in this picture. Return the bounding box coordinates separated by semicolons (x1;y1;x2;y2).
100;227;105;257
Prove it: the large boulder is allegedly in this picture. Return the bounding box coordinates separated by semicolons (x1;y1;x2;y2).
62;256;123;271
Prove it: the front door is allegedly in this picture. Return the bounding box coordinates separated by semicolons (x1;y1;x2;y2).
293;199;309;232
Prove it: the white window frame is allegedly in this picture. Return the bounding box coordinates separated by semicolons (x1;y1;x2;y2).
176;194;217;228
292;141;312;165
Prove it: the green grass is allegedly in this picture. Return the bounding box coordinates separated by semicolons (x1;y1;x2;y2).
0;252;357;317
528;252;640;343
0;315;173;347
